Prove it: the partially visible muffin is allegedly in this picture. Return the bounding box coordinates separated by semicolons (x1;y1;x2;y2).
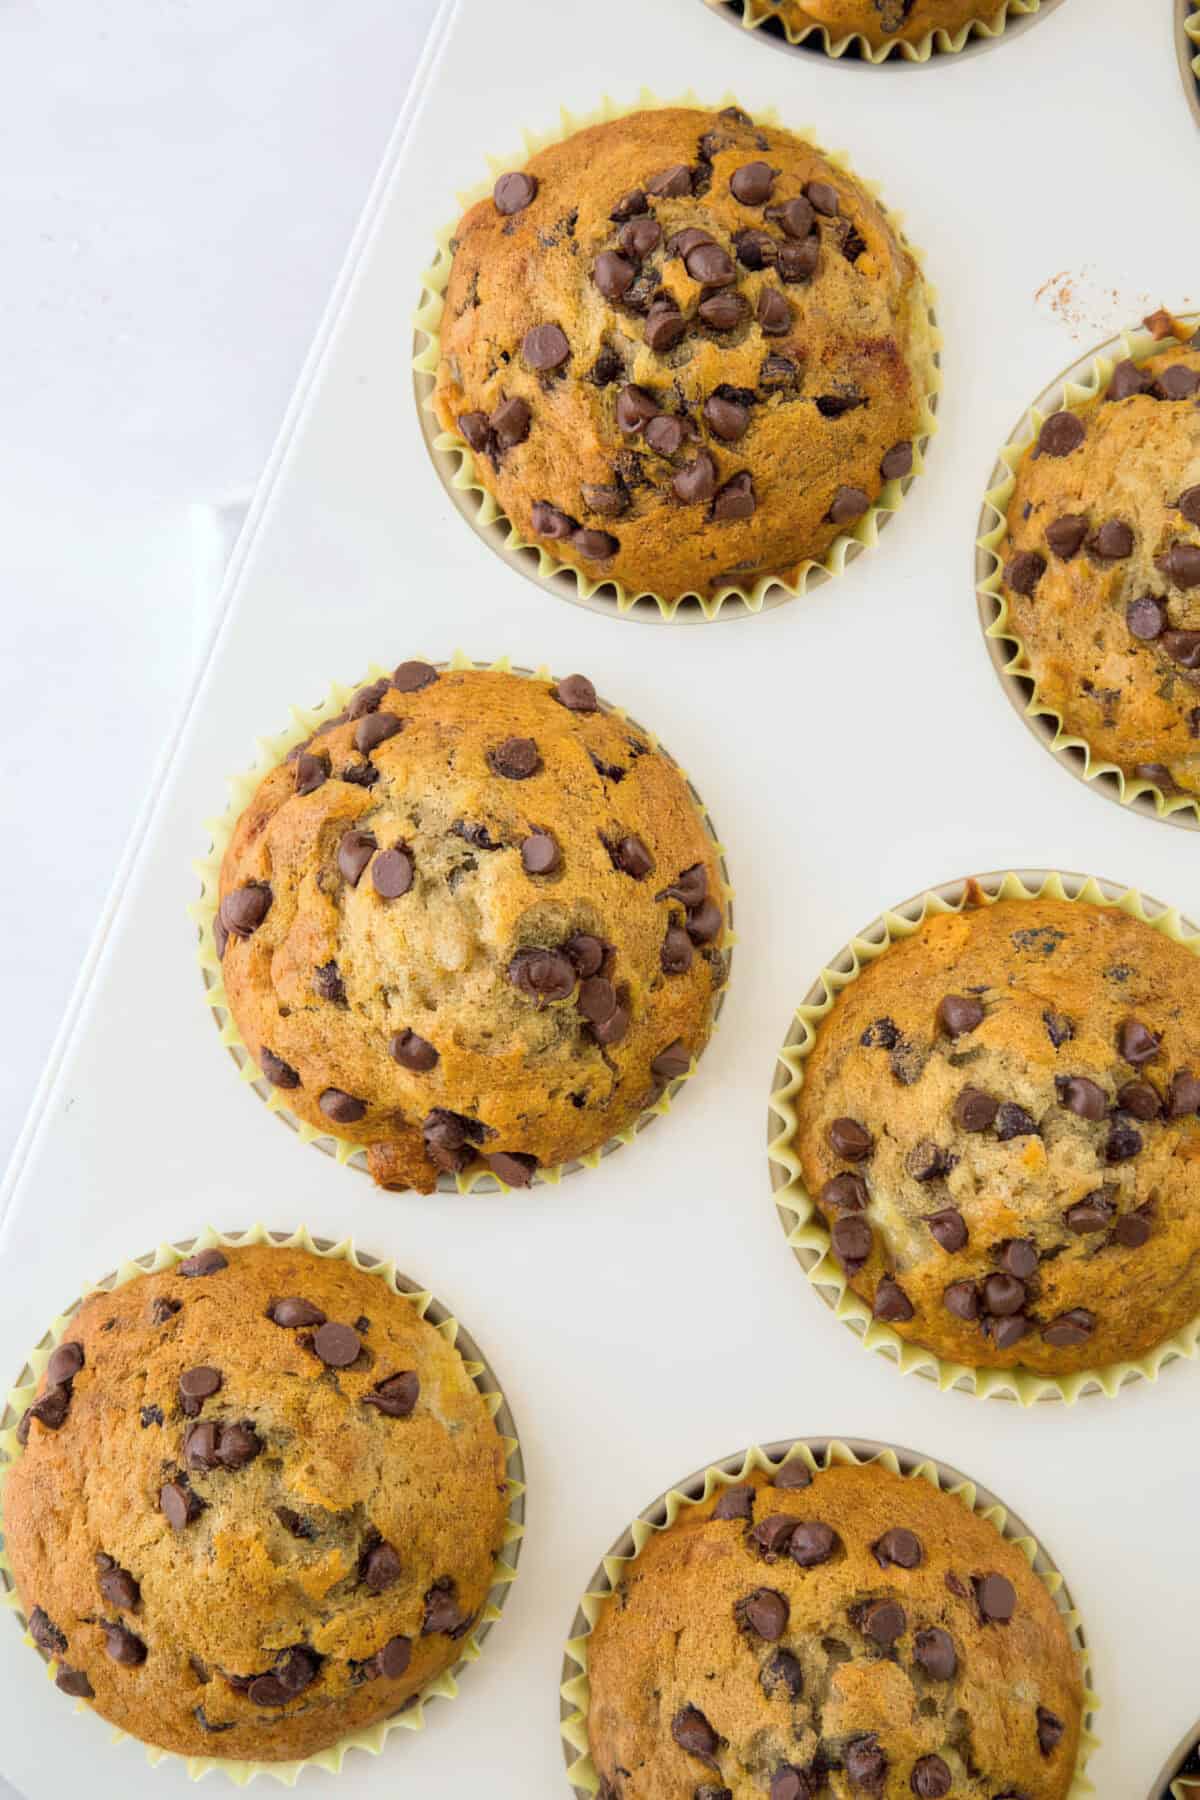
213;664;728;1190
4;1242;510;1762
739;0;1010;51
586;1456;1085;1798
434;106;933;603
791;889;1200;1377
995;330;1200;803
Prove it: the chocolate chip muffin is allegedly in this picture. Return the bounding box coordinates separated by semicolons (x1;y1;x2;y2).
584;1456;1085;1798
735;0;1014;53
791;888;1200;1379
3;1241;511;1762
432;106;934;604
211;663;727;1190
994;325;1200;806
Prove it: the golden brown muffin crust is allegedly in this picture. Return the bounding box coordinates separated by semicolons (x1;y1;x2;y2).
586;1459;1084;1798
4;1243;509;1761
434;107;932;602
792;893;1200;1376
214;666;727;1190
996;341;1200;800
746;0;1007;48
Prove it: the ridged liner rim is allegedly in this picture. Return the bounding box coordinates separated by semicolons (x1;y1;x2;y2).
700;0;1062;65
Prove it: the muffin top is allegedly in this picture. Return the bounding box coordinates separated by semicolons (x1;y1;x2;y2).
996;334;1200;803
585;1457;1084;1799
746;0;1000;50
433;106;932;603
3;1242;509;1762
214;664;727;1191
791;892;1200;1377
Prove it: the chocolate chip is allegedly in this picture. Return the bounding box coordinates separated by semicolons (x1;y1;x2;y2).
998;1238;1038;1280
773;1459;812;1490
826;1118;873;1163
953;1086;998;1132
247;1676;291;1708
1005;550;1046;595
140;1403;165;1426
831;1214;872;1270
666;226;713;261
828;485;869;525
376;1635;412;1680
488;1150;538;1187
610;188;648;221
711;472;755;521
488;736;541;779
757;288;791;336
1164;628;1200;667
761;1649;804;1700
777;237;819;282
613;834;653;878
1113;1209;1152;1248
804;180;839;216
319;1087;365;1125
873;1528;922;1569
925;1207;967;1253
46;1341;84;1385
751;1514;799;1557
943;1280;979;1322
647;165;692;198
844;1737;886;1788
984;1270;1027;1316
29;1608;68;1656
509;947;577;1002
294;751;328;796
522;323;570;370
555;673;598;713
1088;518;1134;560
907;1139;949;1182
770;1767;810;1800
372;846;414;900
98;1563;140;1611
269;1296;326;1328
673;451;719;504
713;1483;754;1521
1056;1074;1107;1120
685;242;736;288
698;289;747;330
217;1421;262;1470
704;393;749;441
362;1542;402;1593
938;993;984;1037
914;1626;956;1680
671;1703;719;1758
160;1481;203;1531
179;1365;222;1410
312;1322;361;1367
1108;358;1151;400
1117;1079;1161;1120
619;217;661;259
789;1521;838;1567
589;1001;630;1046
651;1040;691;1083
860;1598;906;1645
56;1668;94;1698
1118;1018;1160;1065
734;229;777;270
1042;1307;1096;1351
354;711;402;756
183;1419;220;1470
1036;411;1085;456
458;410;492;455
518;831;559;876
491;397;530;449
1156;363;1200;399
385;1026;438;1074
911;1755;951;1798
593;250;635;300
1126;594;1167;640
1046;513;1088;559
494;171;537;215
363;1370;420;1418
821;1172;869;1211
102;1622;146;1666
645;414;685;456
880;441;913;481
26;1385;71;1431
219;882;272;939
1105;1118;1143;1163
996;1102;1037;1141
974;1573;1016;1622
312;960;345;1004
1037;1705;1065;1756
1160;543;1200;588
873;1276;914;1324
563;936;605;981
1064;1191;1114;1234
337;828;376;888
1179;485;1200;527
1168;1071;1200;1117
730;161;777;205
177;1248;227;1278
736;1586;788;1639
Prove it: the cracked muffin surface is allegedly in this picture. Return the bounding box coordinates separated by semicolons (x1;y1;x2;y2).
433;106;933;602
792;891;1200;1377
743;0;1007;49
3;1243;509;1762
996;336;1200;802
586;1458;1084;1799
214;664;727;1190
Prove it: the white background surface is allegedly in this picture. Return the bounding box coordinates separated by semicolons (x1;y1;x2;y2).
2;0;1200;1795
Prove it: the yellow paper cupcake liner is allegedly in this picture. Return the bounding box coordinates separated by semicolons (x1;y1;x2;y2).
767;869;1200;1405
191;652;735;1191
976;313;1200;830
412;89;940;623
1153;1714;1200;1798
559;1436;1098;1795
1182;4;1200;125
0;1223;525;1787
703;0;1048;63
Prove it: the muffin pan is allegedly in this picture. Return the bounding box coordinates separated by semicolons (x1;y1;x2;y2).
0;0;1196;1790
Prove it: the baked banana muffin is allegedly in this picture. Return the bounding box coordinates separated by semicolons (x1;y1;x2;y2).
433;106;934;603
791;888;1200;1378
995;328;1200;803
212;663;727;1190
737;0;1013;52
3;1241;510;1762
585;1456;1085;1798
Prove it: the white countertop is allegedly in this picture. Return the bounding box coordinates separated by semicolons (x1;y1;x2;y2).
0;0;437;1168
